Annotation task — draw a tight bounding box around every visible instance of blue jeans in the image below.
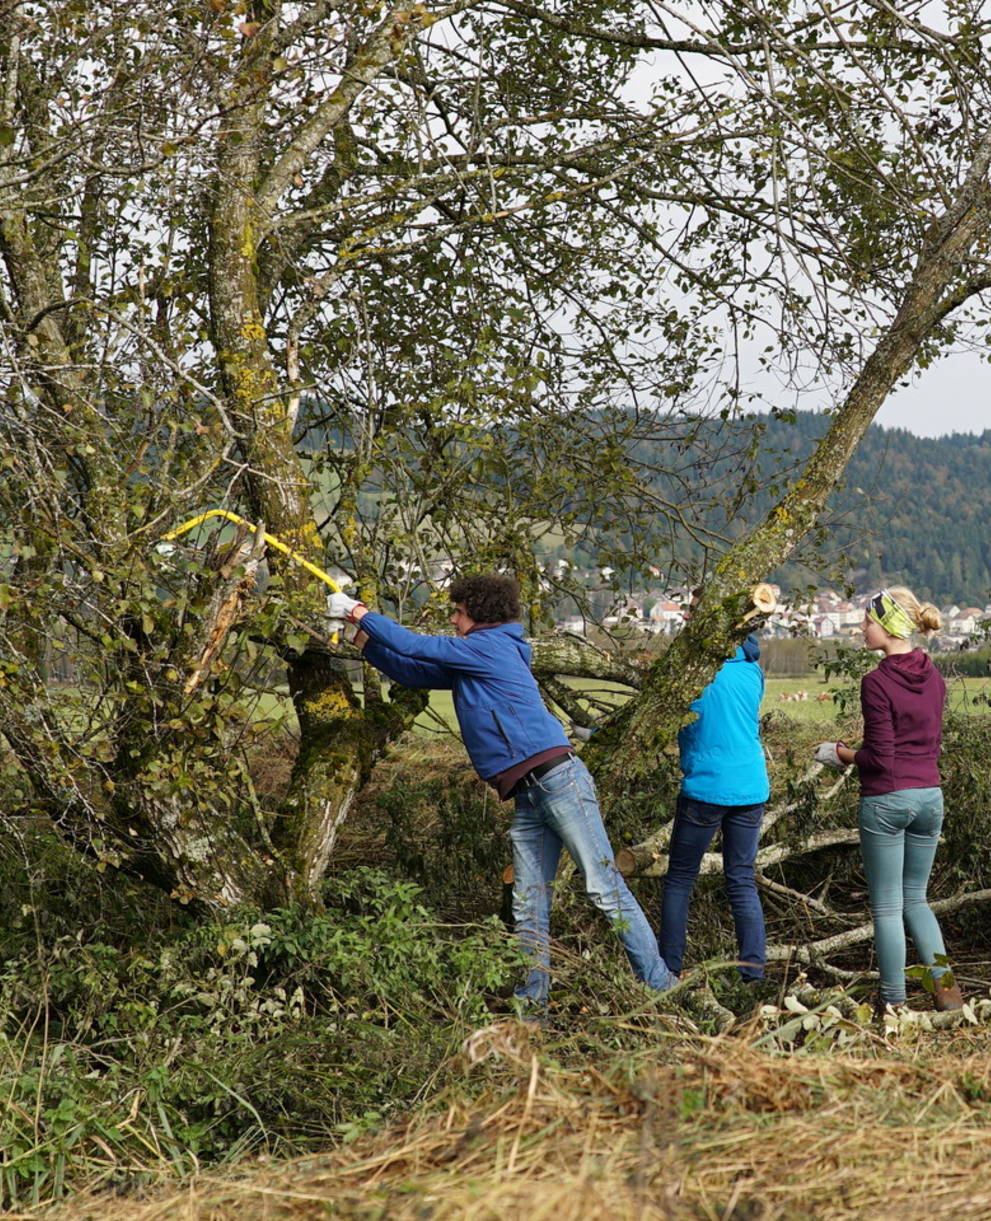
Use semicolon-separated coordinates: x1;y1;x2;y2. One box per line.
509;755;673;1005
659;794;766;981
859;787;948;1005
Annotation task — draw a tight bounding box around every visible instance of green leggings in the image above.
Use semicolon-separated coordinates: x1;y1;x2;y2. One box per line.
859;788;948;1005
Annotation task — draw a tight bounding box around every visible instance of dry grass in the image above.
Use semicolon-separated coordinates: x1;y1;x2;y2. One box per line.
36;1015;991;1221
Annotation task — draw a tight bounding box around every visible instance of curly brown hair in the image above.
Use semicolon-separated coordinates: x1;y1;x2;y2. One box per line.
448;574;521;623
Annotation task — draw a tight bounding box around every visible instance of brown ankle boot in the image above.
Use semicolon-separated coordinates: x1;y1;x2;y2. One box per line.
933;975;964;1011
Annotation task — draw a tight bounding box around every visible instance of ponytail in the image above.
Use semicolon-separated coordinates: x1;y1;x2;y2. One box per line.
887;586;941;638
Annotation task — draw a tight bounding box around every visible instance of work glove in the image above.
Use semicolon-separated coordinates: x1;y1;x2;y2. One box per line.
814;741;845;770
326;591;364;621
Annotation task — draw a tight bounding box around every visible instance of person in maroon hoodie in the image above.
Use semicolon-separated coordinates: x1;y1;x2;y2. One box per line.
815;586;963;1014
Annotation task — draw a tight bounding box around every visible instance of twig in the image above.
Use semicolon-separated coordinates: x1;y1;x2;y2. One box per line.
755;871;858;923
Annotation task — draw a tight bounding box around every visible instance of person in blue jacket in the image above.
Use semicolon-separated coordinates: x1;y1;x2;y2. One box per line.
658;592;770;982
328;574;675;1009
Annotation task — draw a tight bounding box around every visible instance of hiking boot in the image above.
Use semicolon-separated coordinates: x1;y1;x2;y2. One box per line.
932;976;964;1012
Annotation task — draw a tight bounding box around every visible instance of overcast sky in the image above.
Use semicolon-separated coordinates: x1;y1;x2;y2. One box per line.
875;351;988;438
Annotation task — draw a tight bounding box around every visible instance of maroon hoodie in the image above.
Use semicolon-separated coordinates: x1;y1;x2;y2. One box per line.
854;649;946;796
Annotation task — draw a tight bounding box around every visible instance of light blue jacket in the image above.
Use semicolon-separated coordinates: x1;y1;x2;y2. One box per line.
360;613;569;781
678;641;769;806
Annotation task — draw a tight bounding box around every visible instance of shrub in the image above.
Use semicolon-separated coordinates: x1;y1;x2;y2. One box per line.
0;867;521;1209
936;648;991;679
939;716;991;892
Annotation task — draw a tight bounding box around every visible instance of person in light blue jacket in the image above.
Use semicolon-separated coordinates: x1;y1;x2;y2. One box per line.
659;593;770;982
328;574;675;1010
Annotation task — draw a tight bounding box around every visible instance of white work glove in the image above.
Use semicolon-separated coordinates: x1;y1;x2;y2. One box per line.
814;741;844;770
326;591;363;621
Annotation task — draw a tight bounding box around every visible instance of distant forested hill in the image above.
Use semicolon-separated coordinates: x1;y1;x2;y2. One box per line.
304;409;991;605
567;411;991;604
644;415;986;605
742;414;991;605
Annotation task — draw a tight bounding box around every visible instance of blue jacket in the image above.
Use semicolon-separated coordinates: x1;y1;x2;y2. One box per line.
678;639;769;805
360;613;570;780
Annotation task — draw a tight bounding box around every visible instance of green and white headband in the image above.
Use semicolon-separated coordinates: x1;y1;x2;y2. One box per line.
866;589;915;639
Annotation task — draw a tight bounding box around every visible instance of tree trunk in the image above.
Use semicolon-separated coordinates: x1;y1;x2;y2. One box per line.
203;15;381;905
193;1;466;906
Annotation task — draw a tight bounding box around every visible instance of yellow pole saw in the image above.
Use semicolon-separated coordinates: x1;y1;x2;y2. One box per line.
158;508;348;648
159;508;345;594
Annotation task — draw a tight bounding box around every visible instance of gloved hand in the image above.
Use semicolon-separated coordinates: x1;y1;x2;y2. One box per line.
814;741;845;770
327;591;364;621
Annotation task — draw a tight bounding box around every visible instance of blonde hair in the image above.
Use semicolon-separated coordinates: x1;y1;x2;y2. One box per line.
887;586;942;637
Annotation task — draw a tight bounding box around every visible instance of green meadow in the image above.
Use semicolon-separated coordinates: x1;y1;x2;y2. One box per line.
415;674;991;733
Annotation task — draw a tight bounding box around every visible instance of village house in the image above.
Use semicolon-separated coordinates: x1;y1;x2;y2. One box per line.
647;599;685;635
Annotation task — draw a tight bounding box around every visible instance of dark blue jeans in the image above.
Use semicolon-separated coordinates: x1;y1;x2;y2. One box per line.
659;794;766;981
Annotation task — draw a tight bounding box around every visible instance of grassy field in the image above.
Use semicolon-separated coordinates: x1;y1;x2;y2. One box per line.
764;675;991;721
415;674;991;733
43;673;990;741
24;673;991;1221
